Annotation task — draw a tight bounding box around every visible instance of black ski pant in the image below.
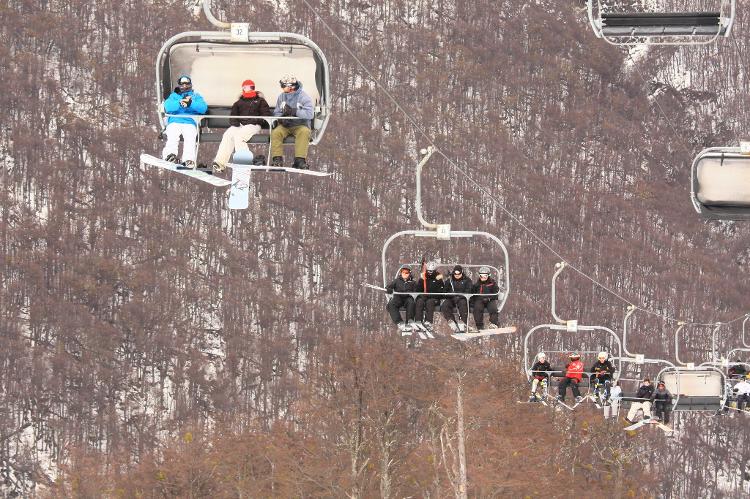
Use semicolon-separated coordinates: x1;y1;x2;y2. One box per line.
441;296;468;324
558;378;581;400
472;298;499;327
386;295;415;324
653;401;671;424
415;296;441;323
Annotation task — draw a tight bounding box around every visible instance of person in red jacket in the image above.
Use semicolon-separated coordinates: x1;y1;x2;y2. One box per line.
558;352;584;403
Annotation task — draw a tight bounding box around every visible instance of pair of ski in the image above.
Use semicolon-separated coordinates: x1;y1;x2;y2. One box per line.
404;322;436;340
140;150;331;210
623;418;673;434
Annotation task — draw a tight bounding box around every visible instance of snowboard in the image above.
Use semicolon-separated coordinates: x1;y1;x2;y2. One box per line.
140;154;231;188
451;326;517;341
227;150;253;210
227;149;333;177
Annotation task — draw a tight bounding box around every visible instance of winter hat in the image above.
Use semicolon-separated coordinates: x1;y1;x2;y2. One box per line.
426;262;438;272
399;265;411;272
478;266;491;275
241;79;257;98
452;265;463;273
178;75;192;85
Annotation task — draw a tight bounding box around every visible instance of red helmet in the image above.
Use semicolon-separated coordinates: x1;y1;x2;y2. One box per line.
241;79;256;98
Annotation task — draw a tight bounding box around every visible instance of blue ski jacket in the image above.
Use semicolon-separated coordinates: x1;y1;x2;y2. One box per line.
163;88;208;126
273;84;315;129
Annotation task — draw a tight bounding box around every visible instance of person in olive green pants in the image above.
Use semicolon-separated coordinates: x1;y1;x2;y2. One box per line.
271;75;315;170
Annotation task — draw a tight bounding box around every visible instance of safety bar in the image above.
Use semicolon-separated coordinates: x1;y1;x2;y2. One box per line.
622;305;637;357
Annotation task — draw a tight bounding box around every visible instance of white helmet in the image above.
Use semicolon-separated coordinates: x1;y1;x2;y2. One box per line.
598;351;608;361
426;261;438;272
536;352;547;361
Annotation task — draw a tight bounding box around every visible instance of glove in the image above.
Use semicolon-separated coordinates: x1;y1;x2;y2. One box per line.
282;105;296;117
180;96;192;108
386;288;393;295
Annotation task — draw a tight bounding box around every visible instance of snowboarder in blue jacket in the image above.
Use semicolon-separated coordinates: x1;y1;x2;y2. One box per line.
162;75;208;169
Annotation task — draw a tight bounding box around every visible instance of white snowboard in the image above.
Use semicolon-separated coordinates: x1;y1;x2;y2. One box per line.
140;154;231;188
227;150;253;210
451;326;517;341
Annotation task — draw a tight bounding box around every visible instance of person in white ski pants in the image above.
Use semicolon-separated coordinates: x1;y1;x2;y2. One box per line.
626;378;654;422
604;382;622;419
161;75;207;168
212;79;272;171
163;123;199;163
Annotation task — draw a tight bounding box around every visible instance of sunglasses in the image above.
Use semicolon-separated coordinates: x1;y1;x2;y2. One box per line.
453;271;462;275
479;273;489;277
179;81;192;86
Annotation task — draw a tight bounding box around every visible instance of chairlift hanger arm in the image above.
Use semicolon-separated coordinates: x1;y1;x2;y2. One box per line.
743;315;750;348
622;305;637;357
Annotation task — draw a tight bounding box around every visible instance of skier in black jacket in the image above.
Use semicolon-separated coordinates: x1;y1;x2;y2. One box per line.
385;265;417;332
590;352;616;402
626;378;654;423
471;266;500;329
651;382;673;425
529;352;552;402
415;262;445;330
440;265;473;332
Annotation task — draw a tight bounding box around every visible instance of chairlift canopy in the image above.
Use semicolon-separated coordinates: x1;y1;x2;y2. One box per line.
691;147;750;220
588;0;735;45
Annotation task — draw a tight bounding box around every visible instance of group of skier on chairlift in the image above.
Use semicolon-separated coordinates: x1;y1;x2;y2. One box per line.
161;74;315;171
385;262;501;333
528;351;674;424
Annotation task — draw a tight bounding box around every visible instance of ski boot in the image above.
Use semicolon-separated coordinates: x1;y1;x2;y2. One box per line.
457;322;468;333
165;153;179;163
183;160;196;170
252;154;266;166
212;161;225;173
422;321;433;332
271;156;284;167
292;157;309;170
397;322;411;335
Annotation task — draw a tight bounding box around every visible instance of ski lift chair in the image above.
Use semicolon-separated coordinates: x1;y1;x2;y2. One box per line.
691;145;750;220
385;263;504;327
154;30;330;164
382;249;509;331
524;321;623;401
587;0;735;45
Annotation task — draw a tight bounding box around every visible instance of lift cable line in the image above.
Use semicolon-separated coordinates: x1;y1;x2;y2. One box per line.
298;0;748;327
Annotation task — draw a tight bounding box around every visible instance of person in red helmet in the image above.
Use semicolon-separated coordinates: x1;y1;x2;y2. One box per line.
212;79;272;172
558;352;584;403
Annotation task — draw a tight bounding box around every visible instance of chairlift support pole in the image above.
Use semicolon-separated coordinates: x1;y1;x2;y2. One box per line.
622;305;637;357
414;146;440;231
743;315;750;348
711;323;723;364
196;0;231;29
550;262;569;325
674;322;688;367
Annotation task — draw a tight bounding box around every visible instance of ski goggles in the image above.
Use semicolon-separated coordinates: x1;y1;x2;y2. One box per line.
242;84;255;92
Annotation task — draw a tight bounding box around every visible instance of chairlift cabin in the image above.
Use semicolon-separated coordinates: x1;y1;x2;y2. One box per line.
154;23;330;161
587;0;735;45
691;145;750;220
379;147;511;334
523;263;622;402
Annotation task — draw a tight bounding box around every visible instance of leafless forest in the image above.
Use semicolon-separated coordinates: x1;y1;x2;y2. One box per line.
2;0;750;496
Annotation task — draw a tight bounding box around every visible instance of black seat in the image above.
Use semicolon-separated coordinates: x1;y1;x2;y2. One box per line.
602;12;722;36
673;395;722;411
